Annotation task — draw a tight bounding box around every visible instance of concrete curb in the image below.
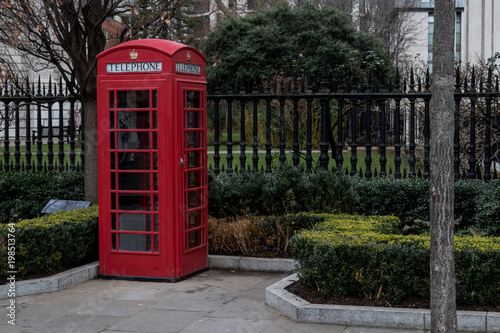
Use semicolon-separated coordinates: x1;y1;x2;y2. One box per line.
208;255;297;273
0;261;99;299
0;255;296;299
266;274;499;333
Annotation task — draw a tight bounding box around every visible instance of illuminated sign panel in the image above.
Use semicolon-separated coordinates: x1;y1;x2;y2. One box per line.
176;62;201;75
107;62;162;73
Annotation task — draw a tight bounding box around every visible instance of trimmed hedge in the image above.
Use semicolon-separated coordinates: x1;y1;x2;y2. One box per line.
0;206;98;279
208;168;500;236
291;214;500;306
0;171;84;224
208;166;357;217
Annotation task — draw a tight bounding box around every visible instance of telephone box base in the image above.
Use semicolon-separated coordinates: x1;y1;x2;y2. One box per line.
98;267;208;283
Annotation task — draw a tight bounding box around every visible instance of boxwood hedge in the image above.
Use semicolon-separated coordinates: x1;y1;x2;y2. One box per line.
0;171;84;224
291;214;500;306
0;206;98;279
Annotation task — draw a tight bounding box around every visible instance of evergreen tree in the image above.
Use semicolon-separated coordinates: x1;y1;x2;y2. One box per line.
203;3;390;82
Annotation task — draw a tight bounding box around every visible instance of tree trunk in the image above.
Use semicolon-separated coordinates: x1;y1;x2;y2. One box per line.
429;1;457;332
83;97;99;205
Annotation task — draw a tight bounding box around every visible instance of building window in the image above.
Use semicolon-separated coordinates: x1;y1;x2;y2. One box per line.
428;13;434;73
427;11;461;72
456;11;462;65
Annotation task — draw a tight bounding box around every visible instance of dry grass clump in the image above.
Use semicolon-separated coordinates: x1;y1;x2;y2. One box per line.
207;216;292;257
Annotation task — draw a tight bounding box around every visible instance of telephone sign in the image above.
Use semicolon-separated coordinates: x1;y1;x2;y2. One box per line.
97;39;207;281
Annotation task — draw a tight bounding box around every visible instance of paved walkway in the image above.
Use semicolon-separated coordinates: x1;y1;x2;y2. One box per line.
1;270;430;333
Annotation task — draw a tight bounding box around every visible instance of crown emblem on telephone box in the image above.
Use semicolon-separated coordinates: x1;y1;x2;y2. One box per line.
129;50;138;60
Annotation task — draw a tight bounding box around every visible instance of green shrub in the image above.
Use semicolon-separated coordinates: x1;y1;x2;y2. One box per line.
0;206;98;279
350;177;430;228
208;165;358;217
472;180;500;235
291;214;500;306
0;171;84;224
208;168;500;235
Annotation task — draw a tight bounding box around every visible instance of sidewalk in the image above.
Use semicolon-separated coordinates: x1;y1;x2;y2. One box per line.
0;269;431;333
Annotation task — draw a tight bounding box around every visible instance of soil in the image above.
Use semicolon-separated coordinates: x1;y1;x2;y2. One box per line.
286;280;500;312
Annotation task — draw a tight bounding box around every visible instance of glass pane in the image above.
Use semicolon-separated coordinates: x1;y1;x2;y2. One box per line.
109;112;115;129
118;213;151;231
187;190;202;209
111;193;116;210
187;151;202;169
112;233;116;250
186;91;200;108
153;153;158;170
119;234;151;252
153;172;159;191
111;172;116;190
187;210;202;229
117;111;150;130
118;193;151;211
153;194;159;211
153;132;158;150
152;90;157;109
111;213;116;230
110;153;116;170
154;235;159;253
186;131;202;149
187;230;202;249
117;152;151;170
153;112;157;129
117;173;151;191
109;91;115;109
110;133;115;149
117;90;150;108
116;131;150;150
187;170;202;189
153;214;159;232
186;111;201;129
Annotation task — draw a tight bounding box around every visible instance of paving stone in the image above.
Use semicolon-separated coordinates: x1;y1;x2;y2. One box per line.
24;313;122;333
207;298;282;321
14;303;74;327
112;288;165;301
342;326;424;333
260;315;346;333
180;316;273;333
108;309;209;333
73;299;153;317
150;297;225;312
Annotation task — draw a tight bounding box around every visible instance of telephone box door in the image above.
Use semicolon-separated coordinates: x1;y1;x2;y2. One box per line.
178;82;208;276
98;81;169;278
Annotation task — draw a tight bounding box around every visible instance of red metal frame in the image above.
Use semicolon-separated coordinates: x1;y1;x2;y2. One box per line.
97;40;207;280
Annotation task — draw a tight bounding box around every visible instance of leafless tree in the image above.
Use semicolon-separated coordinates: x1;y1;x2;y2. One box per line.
0;0;188;203
316;0;421;65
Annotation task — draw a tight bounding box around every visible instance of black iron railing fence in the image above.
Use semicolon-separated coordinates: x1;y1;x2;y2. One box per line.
207;64;500;180
0;64;499;180
0;77;82;172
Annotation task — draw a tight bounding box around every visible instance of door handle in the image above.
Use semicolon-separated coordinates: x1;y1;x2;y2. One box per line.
180;157;184;167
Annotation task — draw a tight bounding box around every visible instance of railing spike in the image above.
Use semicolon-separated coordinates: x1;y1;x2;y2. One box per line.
471;66;476;90
409;67;415;92
486;66;493;92
239;75;245;94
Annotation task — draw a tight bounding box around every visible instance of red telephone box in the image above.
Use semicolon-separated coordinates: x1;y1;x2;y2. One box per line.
96;39;207;281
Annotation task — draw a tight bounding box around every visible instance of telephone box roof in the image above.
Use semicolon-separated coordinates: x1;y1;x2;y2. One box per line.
97;39;205;61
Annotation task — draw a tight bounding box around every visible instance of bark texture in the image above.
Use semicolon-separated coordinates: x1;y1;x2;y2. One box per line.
429;0;457;332
83;98;99;204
